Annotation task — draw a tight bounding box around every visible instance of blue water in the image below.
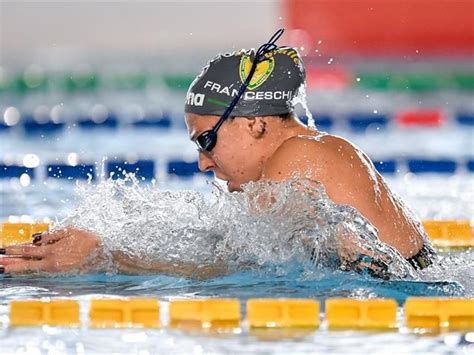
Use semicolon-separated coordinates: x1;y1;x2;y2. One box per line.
0;268;471;354
0;269;463;307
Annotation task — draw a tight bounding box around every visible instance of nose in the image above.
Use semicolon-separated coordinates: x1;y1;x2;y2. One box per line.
198;151;215;172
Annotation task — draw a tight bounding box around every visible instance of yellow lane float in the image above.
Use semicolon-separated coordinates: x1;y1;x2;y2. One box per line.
423;220;473;248
89;298;160;328
246;298;320;328
10;299;80;327
405;297;474;332
169;298;240;330
0;222;50;247
325;298;398;330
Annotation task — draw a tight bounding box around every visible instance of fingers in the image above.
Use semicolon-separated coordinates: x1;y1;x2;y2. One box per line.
0;257;28;265
3;244;48;258
32;229;70;246
2;259;48;274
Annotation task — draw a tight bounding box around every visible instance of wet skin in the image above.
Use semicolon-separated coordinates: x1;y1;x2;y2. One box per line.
0;114;425;275
186;113;424;258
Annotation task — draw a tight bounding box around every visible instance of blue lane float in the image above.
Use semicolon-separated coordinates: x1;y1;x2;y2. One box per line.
1;157;471;184
132;115;172;129
348;113;389;133
106;160;155;181
0;165;35;179
22;120;65;135
167;160;199;178
299;114;334;131
77;116;119;129
46;164;95;180
456;112;474;126
407;159;457;174
313;114;334;131
167;160;213;178
467;160;474;172
0;123;11;131
373;160;397;174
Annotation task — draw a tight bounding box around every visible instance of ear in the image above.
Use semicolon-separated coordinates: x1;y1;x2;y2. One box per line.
246;117;267;138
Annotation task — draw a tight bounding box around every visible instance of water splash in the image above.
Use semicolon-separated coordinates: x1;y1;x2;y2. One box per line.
56;177;418;279
291;75;316;129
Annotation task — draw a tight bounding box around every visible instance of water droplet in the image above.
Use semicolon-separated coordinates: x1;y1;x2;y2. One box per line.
20;174;31;187
3;107;20;126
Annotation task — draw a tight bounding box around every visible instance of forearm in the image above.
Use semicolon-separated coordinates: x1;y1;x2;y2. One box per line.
112;251;228;279
62;226;228;279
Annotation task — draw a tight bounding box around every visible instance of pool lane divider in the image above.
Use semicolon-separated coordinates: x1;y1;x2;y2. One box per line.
405;298;474;332
10;299;80;327
422;220;474;248
89;299;160;328
2;156;474;181
169;298;240;330
6;297;474;332
247;299;319;328
0;222;49;247
325;298;397;330
1;220;472;249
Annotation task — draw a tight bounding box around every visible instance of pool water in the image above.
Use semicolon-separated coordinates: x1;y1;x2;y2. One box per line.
1;115;474;353
0;268;472;353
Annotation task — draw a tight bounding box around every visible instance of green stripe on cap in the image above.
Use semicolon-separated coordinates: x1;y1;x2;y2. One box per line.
207;98;229;107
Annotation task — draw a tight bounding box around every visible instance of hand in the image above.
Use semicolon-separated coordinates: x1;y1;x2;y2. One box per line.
0;227;101;274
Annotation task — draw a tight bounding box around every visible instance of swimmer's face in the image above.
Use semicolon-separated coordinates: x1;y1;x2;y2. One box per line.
185;113;266;192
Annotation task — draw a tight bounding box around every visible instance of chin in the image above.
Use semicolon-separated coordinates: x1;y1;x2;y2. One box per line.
227;181;243;192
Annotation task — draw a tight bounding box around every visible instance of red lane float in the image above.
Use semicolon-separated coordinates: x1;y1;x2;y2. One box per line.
396;110;444;127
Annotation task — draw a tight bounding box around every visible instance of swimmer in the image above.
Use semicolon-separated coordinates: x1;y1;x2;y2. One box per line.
0;29;434;277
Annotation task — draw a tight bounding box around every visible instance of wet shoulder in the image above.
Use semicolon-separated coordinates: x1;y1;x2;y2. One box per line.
263;133;356;179
264;133;377;179
274;133;359;162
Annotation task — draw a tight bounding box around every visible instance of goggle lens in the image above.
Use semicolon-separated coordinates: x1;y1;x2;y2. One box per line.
195;130;217;152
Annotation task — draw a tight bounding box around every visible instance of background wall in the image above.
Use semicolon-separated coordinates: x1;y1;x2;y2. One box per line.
1;0;281;66
2;0;473;66
286;0;474;56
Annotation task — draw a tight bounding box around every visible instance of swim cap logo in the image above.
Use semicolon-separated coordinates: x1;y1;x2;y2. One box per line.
239;55;274;90
276;48;299;65
186;92;205;106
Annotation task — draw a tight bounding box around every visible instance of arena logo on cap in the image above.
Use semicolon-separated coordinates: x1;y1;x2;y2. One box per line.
186;92;205;106
239;55;275;90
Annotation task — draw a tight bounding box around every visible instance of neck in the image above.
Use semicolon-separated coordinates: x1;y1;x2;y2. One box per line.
259;117;319;166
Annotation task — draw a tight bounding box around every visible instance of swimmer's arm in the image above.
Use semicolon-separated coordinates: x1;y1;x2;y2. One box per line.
1;227;228;279
112;251;229;279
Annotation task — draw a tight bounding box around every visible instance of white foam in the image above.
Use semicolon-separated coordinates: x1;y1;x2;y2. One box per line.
56;177;417;279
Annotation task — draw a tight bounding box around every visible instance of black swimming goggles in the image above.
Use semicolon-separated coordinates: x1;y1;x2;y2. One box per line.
194;28;285;152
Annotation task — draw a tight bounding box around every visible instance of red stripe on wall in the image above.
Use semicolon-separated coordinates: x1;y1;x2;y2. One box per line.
284;0;474;56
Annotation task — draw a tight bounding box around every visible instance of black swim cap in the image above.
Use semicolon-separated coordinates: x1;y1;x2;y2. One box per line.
185;47;305;117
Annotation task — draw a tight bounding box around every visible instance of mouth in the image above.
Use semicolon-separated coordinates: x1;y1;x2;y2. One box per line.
226;180;239;192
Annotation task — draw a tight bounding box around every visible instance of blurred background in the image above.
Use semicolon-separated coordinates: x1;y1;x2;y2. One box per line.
0;0;473;222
